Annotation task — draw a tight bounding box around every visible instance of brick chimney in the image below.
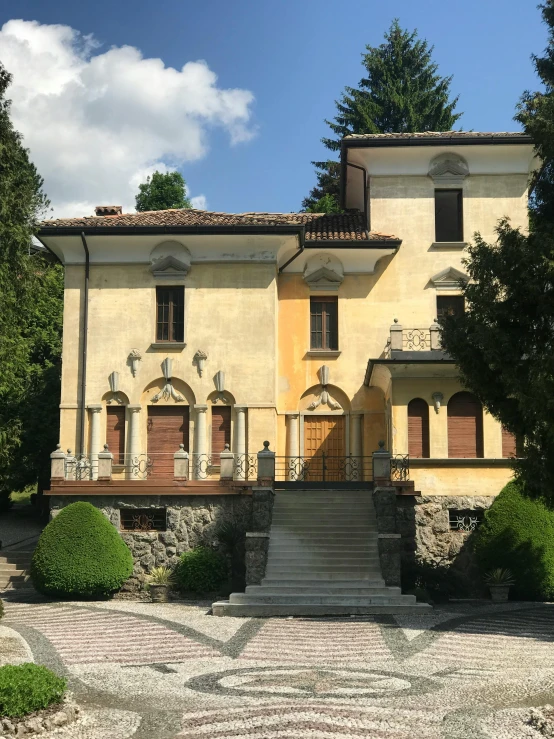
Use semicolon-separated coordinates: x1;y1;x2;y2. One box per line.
95;205;122;216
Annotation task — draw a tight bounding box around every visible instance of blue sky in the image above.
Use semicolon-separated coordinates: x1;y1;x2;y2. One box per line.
0;0;546;216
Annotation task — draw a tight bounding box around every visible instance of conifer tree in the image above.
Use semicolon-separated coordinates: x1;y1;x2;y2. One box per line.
440;2;554;497
303;20;462;211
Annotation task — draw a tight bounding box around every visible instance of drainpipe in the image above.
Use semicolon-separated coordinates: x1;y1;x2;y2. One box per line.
346;161;369;232
79;232;90;456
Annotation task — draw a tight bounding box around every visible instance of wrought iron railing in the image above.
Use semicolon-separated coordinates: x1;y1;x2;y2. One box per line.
234;453;257;481
121;453;154;480
190;453;214;480
275;454;373;482
64;453;97;481
402;328;431;351
390;454;410;481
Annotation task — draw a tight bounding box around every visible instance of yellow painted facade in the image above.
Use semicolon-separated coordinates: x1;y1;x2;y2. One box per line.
43;137;534;498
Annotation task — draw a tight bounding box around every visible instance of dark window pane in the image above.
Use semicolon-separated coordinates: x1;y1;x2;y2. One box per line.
156;286;184;342
437;295;465;321
310;297;338;350
435;189;463;242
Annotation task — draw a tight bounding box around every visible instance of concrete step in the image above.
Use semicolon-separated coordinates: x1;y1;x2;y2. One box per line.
267;556;381;565
213;601;433;617
267;546;379;555
229;592;417;606
261;578;386;587
0;567;27;576
0;563;28;572
0;576;29;589
246;584;400;595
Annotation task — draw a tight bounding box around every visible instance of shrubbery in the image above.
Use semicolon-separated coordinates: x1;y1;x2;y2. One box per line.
0;598;4;620
31;502;133;597
175;547;227;593
0;664;66;718
474;481;554;600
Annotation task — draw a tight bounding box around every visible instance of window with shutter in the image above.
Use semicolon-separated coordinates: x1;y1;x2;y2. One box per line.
408;398;430;458
106;407;125;465
156;286;184;342
437;295;465;320
447;392;483;458
501;427;517;458
310;297;338;350
147;406;189;477
435;189;463;242
211;406;231;464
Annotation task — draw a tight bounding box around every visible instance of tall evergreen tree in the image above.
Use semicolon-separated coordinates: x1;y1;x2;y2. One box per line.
440;1;554;497
0;61;61;509
135;170;192;212
303;20;462;211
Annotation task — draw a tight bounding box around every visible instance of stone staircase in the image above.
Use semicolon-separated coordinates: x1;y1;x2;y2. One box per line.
213;489;431;616
0;551;33;593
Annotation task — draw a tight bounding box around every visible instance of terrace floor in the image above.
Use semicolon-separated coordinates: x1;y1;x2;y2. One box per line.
2;596;554;738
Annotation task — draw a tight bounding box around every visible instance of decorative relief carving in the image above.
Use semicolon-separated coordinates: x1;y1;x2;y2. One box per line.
303;253;344;292
151;357;184;402
129;349;142;377
194;350;207;377
428;153;469;186
150;241;191;280
107;371;124;404
212;370;228;403
307;365;342;411
430;266;469;291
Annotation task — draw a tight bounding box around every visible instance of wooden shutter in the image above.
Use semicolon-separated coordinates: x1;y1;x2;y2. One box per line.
106;407;125;465
147;406;189;477
408;399;430;458
448;392;483;458
502;427;517;458
211;406;231;464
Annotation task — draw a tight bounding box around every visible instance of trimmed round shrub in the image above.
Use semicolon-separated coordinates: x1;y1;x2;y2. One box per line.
31;502;133;597
474;481;554;600
0;664;66;718
175;547;227;593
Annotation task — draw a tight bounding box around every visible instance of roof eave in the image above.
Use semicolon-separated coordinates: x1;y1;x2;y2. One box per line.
38;223;307;237
343;134;533;150
306;238;401;249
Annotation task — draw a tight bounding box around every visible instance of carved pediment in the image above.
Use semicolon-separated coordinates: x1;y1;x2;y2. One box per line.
304;266;344;291
151;254;190;279
428;153;469;186
430;266;469;291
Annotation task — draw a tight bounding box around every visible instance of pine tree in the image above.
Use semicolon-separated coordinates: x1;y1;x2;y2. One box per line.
0;62;61;509
135;170;192;212
440;2;554;497
303;20;462;211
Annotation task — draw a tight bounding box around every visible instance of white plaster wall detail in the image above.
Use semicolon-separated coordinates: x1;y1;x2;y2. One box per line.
107;371;123;404
151;357;184;402
149;241;192;280
430;266;469;291
194;350;207;377
212;370;228;403
308;365;343;410
129;349;142;377
303;252;344;291
428;153;470;186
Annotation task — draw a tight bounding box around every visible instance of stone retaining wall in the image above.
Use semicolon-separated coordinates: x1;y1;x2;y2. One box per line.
49;494;253;591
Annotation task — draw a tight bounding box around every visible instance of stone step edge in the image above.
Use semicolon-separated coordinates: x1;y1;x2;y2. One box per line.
212;601;433;617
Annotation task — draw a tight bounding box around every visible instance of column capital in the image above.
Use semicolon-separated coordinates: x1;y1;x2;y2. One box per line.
285;411;300;419
351;411;364;417
128;404;142;413
87;404;103;413
235;405;247;413
194;404;208;413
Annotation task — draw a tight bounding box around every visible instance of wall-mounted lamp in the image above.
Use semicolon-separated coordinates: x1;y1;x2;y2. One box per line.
432;392;444;414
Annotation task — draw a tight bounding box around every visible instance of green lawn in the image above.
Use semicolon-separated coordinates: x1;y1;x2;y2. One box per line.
10;486;35;505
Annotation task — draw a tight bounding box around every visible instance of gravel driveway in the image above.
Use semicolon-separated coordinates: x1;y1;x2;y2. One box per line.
2;597;554;738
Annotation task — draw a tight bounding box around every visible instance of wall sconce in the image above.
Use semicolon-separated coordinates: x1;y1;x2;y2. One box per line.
432;392;444;414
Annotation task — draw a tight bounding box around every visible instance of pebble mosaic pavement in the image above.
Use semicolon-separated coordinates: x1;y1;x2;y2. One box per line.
2;597;554;738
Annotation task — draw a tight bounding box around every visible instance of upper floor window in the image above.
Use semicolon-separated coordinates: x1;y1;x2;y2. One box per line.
310;297;338;350
156;287;184;342
437;295;465;321
435;189;463;242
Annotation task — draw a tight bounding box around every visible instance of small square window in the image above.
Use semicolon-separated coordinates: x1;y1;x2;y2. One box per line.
120;508;166;532
435;189;463;242
449;509;484;532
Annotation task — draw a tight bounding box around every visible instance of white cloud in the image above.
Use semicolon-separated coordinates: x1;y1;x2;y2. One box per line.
0;19;255;217
190;194;207;210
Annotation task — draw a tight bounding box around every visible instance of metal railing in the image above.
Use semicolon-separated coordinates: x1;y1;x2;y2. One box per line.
391;454;410;481
190;453;215;480
234;453;257;481
275;454;373;482
64;454;98;481
402;328;431;351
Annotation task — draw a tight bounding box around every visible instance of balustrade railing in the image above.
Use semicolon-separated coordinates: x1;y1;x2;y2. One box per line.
234;453;257;481
386;319;441;356
402;328;431;351
390;454;410;481
119;453;154;480
275;454;373;482
64;453;97;481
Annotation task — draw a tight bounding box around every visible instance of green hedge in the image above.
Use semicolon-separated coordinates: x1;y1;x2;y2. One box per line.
474;481;554;600
0;664;66;718
31;502;133;598
175;547;227;593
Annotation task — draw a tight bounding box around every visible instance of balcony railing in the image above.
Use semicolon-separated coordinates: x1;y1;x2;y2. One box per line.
386;319;441;356
275;454;373;482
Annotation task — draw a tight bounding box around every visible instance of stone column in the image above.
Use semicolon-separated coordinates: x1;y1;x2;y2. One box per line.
350;412;363;480
286;413;299;481
88;404;102;480
194;405;208;479
234;406;247;480
127;405;142;480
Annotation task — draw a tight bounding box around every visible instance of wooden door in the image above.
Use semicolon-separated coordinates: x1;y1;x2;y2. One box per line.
447;392;483;458
304;415;345;480
211;406;231;464
106;407;126;465
147;406;189;478
408;399;430;458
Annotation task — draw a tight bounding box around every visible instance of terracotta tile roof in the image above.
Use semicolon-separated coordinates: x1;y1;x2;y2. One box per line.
38;209;400;243
344;131;532;143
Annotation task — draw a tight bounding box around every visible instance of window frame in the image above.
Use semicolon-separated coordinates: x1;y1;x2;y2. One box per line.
436;294;465;321
310;296;338;351
434;188;464;243
155;286;184;343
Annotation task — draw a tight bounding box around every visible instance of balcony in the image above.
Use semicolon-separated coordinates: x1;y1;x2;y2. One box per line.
385;319;444;358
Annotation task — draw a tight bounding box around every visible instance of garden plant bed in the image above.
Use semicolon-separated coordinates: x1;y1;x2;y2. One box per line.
0;696;79;738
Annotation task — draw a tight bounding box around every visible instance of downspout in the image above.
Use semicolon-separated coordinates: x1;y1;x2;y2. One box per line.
79;232;90;456
278;228;306;273
346;161;369;233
